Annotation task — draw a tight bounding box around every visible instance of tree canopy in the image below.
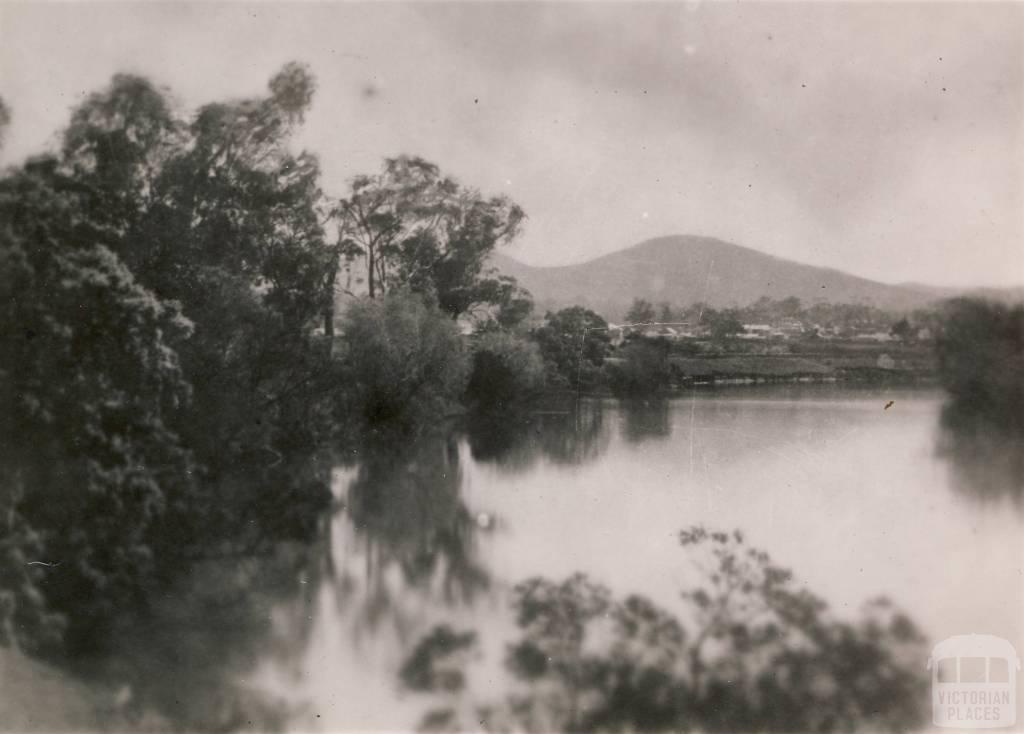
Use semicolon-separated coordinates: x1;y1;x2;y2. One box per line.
625;298;656;325
0;64;340;654
531;307;612;391
336;156;528;321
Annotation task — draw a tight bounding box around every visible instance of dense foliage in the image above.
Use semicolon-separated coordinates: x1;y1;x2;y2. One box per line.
531;307;612;392
606;338;672;396
336;156;529;322
465;331;546;412
0;66;514;656
0;148;198;653
335;290;469;438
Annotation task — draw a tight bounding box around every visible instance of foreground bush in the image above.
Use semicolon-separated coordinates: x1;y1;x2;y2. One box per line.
0;64;339;656
402;527;929;733
0;230;194;654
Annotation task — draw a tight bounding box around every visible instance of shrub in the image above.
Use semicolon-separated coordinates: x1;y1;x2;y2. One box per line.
336;290;469;436
465;332;546;412
606;338;672;396
531;307;611;392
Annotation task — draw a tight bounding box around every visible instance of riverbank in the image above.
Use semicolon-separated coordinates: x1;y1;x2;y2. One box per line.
598;337;939;391
667;351;936;385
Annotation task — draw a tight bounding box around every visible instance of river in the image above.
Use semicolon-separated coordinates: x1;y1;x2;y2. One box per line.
39;386;1023;731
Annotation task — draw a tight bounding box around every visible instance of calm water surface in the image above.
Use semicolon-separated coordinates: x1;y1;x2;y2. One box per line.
89;387;1024;730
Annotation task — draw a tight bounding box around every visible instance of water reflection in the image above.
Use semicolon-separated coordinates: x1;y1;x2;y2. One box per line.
221;437;500;732
76;543;319;731
61;457;335;731
937;402;1024;508
620;399;672;443
343;437;490;610
22;390;1021;732
931;297;1024;506
49;436;496;732
465;401;609;472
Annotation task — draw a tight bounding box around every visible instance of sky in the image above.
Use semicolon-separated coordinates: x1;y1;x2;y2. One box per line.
1;1;1021;288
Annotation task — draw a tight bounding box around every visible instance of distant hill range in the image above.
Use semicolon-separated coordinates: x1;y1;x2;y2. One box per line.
490;235;1023;320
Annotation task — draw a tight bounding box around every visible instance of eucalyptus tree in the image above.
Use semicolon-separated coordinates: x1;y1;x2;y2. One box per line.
58;64;340;462
336;155;529;321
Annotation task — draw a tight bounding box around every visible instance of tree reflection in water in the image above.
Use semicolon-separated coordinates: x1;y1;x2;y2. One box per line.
934;298;1023;507
937;405;1024;508
67;456;335;732
82;435;496;731
466;400;609;472
402;527;928;733
341;436;492;622
620;399;672;444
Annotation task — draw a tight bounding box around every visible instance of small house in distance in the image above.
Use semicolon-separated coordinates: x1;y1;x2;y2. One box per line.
740;324;772;339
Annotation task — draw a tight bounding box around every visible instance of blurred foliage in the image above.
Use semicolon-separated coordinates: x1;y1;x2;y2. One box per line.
400;625;479;694
403;527;928;733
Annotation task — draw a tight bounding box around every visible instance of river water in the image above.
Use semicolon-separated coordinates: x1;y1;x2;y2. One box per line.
62;386;1024;731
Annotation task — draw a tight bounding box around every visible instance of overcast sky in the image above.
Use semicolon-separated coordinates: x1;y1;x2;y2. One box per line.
1;2;1021;287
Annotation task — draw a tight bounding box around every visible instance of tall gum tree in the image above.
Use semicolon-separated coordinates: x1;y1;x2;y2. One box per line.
336;156;530;323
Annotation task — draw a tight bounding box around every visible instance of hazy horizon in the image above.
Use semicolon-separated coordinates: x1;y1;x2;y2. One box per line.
2;2;1021;289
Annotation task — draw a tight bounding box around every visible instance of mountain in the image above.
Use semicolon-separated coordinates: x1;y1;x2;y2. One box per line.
490;235;1010;320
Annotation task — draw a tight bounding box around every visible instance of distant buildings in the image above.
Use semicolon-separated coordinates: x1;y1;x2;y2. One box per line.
852;331;893;343
739;324;772;339
612;322;701;341
610;316;911;344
